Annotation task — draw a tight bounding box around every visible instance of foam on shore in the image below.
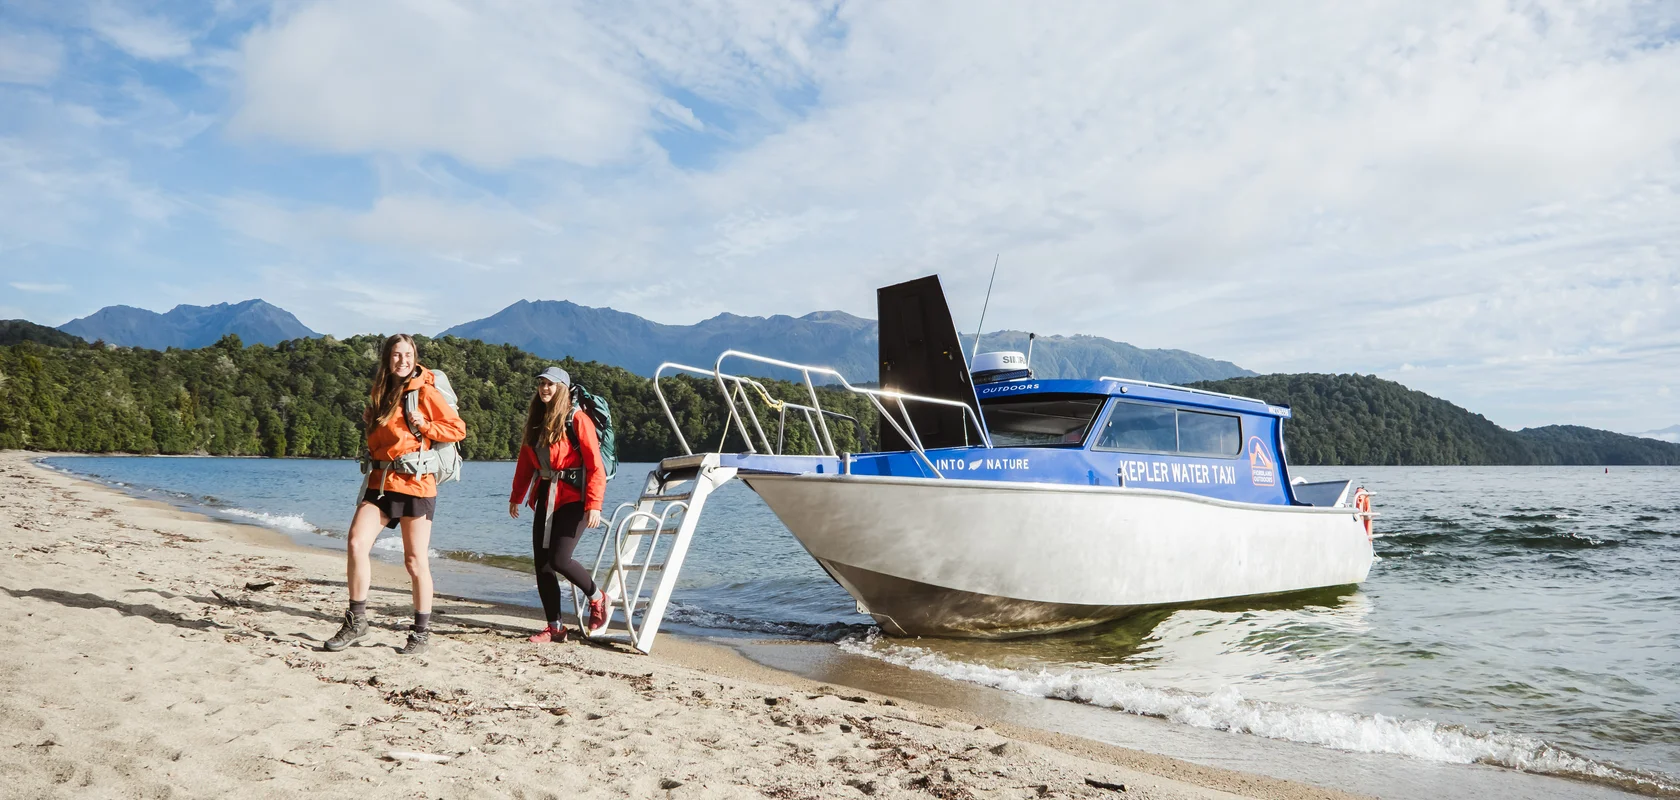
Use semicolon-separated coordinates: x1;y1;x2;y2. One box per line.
838;633;1679;795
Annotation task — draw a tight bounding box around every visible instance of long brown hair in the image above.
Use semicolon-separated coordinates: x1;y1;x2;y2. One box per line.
523;382;572;449
365;333;419;428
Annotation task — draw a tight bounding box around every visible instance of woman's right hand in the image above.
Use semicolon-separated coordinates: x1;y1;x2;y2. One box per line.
508;502;520;519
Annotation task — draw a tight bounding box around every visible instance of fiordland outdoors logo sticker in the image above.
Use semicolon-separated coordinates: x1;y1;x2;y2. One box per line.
1248;436;1277;486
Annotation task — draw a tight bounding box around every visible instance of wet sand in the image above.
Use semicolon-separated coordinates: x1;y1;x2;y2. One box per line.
0;450;1363;799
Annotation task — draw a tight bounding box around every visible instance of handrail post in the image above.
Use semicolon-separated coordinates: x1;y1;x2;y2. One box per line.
652;365;693;456
802;408;822;453
732;380;775;454
801;369;838;456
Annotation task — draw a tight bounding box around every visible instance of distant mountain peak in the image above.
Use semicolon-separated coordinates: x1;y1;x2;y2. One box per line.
441;298;1253;383
1632;424;1680;443
58;299;319;350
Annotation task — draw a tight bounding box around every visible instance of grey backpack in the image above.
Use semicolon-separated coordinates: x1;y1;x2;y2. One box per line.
401;370;463;483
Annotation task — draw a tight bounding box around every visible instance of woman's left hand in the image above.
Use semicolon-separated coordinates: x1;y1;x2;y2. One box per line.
585;509;602;529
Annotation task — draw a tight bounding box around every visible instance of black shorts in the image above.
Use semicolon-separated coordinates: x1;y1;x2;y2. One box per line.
361;489;437;529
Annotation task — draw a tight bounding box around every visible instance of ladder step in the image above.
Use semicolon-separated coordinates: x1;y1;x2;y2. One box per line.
618;562;665;571
643;491;694;503
620;523;685;537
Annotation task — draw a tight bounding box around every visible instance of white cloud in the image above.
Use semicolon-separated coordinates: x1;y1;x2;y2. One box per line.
229;0;832;168
329;275;438;328
9;282;70;293
88;2;195;61
220;192;538;261
0;29;64;85
8;1;1680;431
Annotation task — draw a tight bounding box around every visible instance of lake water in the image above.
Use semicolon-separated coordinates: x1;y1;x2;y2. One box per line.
41;457;1680;796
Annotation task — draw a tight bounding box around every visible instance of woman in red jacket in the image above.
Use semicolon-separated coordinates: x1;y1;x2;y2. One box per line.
324;333;466;656
509;366;609;642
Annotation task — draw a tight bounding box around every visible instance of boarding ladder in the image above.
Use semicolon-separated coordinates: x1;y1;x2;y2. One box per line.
569;453;736;654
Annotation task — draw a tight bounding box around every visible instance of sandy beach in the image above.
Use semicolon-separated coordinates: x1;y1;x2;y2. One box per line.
0;450;1362;800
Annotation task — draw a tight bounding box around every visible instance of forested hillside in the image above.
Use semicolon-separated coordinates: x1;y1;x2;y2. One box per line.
0;335;873;460
0;320;85;348
1192;373;1680;466
4;337;1672;466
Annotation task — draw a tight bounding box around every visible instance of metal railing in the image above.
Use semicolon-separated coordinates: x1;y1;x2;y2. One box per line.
653;363;867;455
652;351;992;479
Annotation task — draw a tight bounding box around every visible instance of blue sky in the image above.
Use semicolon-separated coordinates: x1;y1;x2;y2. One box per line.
2;1;1678;433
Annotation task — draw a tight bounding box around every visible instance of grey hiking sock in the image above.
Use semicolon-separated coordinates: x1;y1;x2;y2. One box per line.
412;612;431;632
349;599;367;617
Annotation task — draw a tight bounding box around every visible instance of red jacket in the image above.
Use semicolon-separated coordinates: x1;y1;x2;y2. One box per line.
510;410;606;512
365;366;467;498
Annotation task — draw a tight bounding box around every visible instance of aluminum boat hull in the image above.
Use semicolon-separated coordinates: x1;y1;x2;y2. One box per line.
743;473;1374;638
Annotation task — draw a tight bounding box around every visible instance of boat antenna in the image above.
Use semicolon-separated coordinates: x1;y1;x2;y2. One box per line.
970;253;999;363
1025;332;1036;369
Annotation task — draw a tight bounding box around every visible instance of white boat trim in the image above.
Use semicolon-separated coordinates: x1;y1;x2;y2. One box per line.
743;472;1375;637
746;471;1365;515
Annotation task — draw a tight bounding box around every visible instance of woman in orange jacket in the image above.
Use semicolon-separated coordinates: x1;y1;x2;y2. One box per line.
508;366;608;642
323;333;466;656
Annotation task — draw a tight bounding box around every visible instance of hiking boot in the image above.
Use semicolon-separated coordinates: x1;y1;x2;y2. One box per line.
400;628;431;655
322;611;369;652
587;590;611;636
528;624;567;644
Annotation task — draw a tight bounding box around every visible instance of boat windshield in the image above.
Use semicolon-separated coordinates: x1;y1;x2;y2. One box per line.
980;394;1106;447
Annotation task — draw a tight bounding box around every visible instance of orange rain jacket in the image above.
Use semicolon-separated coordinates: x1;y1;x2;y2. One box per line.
509;411;606;512
364;366;467;498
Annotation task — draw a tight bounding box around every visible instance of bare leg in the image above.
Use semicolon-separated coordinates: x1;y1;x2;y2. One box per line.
401;516;434;615
346;502;387;604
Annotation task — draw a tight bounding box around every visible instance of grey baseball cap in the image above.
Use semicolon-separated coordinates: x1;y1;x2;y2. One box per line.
536;366;570;386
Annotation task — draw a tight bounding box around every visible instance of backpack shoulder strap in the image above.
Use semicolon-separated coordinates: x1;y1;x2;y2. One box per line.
402;389;423;440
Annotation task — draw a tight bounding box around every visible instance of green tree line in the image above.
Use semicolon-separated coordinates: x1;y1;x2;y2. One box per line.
0;334;876;460
1191;373;1680;466
5;333;1673;466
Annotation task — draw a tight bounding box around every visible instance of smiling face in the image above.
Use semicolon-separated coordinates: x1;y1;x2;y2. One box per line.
537;378;560;403
389;339;416;378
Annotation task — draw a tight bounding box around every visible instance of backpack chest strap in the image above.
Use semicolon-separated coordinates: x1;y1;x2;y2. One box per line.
535;413;585;489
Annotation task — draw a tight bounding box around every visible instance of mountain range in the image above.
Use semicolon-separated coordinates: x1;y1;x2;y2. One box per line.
51;298;1254;384
58;300;318;350
1632;424;1680;444
438;299;1254;383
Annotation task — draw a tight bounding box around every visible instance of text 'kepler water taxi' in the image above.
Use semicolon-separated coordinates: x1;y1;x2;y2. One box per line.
576;275;1376;652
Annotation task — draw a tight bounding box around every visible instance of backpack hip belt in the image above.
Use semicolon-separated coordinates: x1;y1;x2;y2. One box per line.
534;440;585;491
545;467;584;490
366;450;443;476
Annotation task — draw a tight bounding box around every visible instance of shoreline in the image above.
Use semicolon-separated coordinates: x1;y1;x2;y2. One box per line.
1;449;1361;800
22;453;1669;799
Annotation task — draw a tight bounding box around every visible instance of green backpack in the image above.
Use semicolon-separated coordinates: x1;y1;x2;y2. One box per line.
566;384;618;482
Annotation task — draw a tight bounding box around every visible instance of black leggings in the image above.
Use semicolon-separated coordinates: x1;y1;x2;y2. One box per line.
532;481;597;623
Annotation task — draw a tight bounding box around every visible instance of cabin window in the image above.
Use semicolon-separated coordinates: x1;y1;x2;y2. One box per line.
1093;401;1243;457
1176;410;1242;456
980;396;1106;446
1093;402;1177;453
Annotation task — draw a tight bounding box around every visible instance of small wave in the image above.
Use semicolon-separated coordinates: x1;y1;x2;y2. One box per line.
837;635;1679;794
1487;527;1614;550
663;603;871;642
371;535;440;560
218;507;329;536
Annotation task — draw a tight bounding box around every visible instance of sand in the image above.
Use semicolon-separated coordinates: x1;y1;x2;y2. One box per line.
0;450;1366;800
